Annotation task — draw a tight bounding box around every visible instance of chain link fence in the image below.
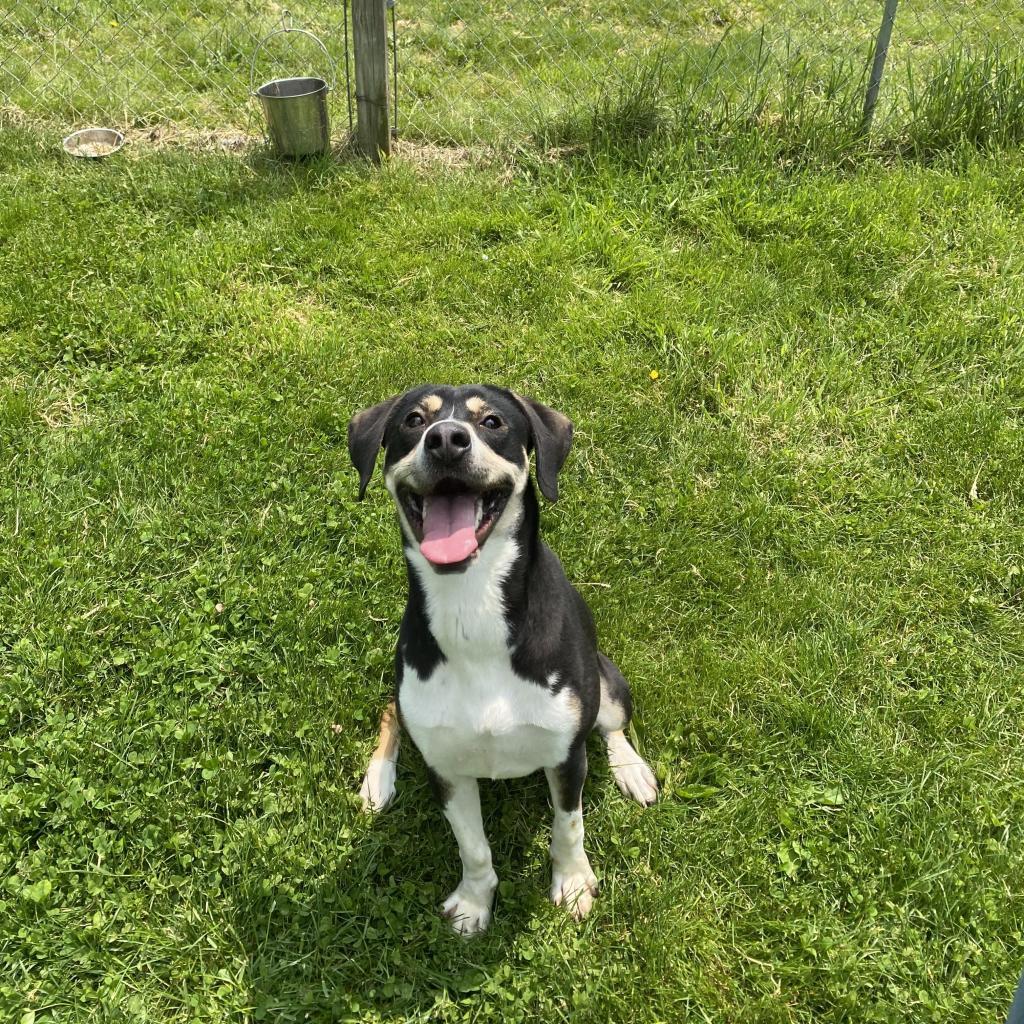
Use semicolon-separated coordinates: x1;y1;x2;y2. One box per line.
2;1;1024;148
397;0;1024;146
0;1;356;143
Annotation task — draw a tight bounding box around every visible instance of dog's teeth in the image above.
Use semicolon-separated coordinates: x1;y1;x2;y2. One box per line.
475;499;483;528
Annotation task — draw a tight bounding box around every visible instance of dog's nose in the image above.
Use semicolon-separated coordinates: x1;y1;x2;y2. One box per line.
424;421;472;463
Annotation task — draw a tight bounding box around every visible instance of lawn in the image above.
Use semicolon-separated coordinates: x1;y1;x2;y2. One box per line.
1;109;1024;1023
4;0;1024;145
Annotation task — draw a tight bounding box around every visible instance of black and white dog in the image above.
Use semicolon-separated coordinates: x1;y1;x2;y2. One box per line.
348;385;658;934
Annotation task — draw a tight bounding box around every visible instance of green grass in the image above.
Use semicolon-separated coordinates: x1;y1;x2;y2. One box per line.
2;116;1024;1023
4;0;1024;147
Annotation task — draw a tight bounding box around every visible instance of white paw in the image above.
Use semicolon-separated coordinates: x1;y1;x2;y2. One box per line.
550;862;598;920
358;757;397;812
442;887;494;936
611;756;659;806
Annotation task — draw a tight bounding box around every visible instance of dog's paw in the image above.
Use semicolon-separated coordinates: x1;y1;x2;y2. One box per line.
611;756;659;806
550;862;598;920
442;887;493;936
358;757;397;812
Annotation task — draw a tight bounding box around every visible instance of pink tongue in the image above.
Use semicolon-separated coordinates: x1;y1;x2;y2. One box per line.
420;494;479;565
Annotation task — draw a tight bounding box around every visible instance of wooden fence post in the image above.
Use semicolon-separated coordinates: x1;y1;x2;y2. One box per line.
352;0;391;161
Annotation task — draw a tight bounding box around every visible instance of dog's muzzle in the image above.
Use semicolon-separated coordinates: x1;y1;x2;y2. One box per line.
398;477;513;569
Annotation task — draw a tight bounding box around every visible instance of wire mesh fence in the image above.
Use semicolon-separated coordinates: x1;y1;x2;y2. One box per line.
0;1;356;141
2;1;1024;148
397;0;1024;146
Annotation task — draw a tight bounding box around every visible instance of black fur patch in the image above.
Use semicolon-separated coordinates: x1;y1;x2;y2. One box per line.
499;485;601;741
425;766;454;806
398;562;445;679
549;742;589;813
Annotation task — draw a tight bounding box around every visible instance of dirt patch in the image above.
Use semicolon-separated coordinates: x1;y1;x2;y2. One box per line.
3;106;260;155
1;104;30;126
5;105;519;174
391;138;511;177
121;123;257;153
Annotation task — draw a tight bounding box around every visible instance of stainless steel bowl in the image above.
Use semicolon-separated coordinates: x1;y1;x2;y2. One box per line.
62;127;125;159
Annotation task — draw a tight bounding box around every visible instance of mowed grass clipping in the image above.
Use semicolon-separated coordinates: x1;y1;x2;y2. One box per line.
2;123;1024;1023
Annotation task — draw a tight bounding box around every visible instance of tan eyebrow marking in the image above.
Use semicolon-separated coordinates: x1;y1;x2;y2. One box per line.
422;394;443;414
465;396;487;415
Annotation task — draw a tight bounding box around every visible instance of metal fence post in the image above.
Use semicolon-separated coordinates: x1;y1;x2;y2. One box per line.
352;0;391;161
862;0;900;133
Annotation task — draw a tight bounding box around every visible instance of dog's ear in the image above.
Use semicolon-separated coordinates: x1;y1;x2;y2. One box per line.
348;395;401;500
512;394;573;502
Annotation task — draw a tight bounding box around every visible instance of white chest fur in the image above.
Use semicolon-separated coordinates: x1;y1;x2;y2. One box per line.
400;658;578;779
399;532;579;780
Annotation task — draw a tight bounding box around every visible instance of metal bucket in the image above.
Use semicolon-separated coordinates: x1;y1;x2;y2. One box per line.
251;26;335;158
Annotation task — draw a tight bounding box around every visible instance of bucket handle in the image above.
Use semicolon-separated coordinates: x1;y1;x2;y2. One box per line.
249;19;337;96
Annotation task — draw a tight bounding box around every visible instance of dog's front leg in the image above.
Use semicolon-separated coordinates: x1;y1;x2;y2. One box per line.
545;746;599;920
359;701;400;812
434;773;497;935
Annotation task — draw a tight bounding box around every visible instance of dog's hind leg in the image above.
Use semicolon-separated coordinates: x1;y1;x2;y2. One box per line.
359;701;400;812
596;653;658;806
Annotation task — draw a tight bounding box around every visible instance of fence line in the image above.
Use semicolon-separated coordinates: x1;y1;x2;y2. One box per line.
2;2;1024;150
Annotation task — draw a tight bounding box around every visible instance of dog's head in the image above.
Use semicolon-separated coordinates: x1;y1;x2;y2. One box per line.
348;385;572;572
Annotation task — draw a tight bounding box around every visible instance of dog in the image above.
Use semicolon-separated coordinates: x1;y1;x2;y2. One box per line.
348;385;658;934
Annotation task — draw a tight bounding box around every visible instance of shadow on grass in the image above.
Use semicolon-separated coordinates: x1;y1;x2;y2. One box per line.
227;743;606;1021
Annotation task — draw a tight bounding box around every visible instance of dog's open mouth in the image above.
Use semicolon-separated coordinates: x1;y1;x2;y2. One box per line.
399;481;511;567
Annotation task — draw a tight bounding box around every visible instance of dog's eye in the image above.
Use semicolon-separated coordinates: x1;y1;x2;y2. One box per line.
405;412;425;428
481;415;502;429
